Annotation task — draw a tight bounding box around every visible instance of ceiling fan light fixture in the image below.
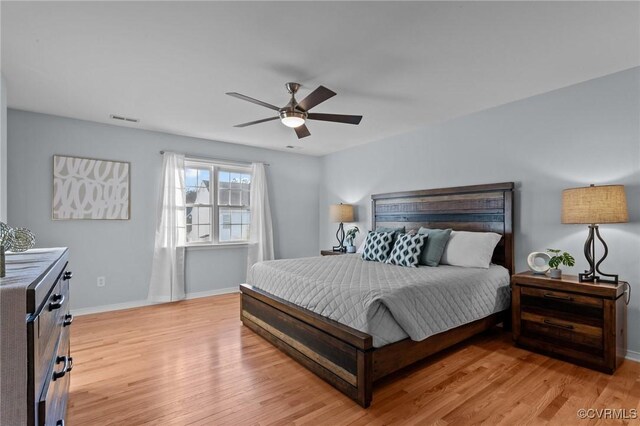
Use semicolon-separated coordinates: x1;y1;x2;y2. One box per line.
280;110;306;128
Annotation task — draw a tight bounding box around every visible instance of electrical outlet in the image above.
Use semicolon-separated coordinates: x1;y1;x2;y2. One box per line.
97;276;106;287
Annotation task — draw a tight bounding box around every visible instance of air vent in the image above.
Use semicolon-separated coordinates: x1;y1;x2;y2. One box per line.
285;145;303;150
110;114;139;123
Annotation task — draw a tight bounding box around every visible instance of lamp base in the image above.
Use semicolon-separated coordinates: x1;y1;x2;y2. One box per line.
333;222;346;252
580;224;619;285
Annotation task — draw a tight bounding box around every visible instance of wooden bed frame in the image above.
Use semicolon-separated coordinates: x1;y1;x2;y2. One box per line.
240;182;514;407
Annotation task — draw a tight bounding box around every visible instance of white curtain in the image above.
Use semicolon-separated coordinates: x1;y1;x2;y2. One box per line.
247;162;274;276
149;152;187;302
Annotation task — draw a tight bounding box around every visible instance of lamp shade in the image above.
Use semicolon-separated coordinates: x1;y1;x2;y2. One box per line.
562;185;628;224
329;203;354;223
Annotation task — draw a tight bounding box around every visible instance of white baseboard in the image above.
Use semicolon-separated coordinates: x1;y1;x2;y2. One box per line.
185;287;239;300
73;287;239;316
626;349;640;363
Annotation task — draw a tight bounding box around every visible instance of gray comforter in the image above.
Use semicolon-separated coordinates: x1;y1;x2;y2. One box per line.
248;254;510;347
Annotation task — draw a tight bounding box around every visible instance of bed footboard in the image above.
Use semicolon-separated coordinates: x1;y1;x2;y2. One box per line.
240;284;374;407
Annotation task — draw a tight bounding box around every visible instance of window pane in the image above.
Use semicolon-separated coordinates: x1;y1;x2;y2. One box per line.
197;169;210;189
185;167;198;188
218;189;230;206
242;211;251;224
230;190;242;206
241;190;249;206
193;184;211;205
230;224;242;240
220;224;231;241
241;174;251;191
230;173;242;190
198;224;211;240
241;224;250;240
186;188;198;204
220;210;231;225
218;171;230;189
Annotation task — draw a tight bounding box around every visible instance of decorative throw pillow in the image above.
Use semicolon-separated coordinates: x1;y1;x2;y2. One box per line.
440;231;502;269
386;233;427;267
418;228;452;266
361;231;394;262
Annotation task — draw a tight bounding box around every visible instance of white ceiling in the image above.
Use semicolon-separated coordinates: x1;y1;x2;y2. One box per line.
2;2;639;156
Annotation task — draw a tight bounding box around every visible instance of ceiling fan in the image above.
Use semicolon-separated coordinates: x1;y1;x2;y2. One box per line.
226;82;363;139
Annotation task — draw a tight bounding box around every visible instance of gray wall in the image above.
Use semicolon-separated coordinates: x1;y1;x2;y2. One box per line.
320;67;640;356
0;75;6;221
7;110;321;310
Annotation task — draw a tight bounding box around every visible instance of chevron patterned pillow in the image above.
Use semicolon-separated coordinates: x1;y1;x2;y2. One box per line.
361;231;394;262
386;233;427;267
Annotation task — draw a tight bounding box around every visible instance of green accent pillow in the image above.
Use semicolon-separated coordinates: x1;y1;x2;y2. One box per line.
375;226;405;243
418;227;452;266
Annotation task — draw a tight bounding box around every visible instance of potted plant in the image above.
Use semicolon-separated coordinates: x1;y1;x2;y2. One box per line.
345;226;360;253
546;248;575;279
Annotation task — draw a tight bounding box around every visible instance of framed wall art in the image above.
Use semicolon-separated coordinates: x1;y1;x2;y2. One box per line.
52;155;130;220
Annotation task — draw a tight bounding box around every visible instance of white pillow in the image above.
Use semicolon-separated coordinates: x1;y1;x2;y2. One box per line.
356;239;366;254
440;231;502;269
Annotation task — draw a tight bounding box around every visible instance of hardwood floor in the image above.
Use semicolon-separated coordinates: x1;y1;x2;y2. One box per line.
69;294;640;425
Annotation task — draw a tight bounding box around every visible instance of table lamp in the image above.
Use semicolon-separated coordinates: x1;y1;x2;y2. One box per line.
330;203;354;252
562;184;628;284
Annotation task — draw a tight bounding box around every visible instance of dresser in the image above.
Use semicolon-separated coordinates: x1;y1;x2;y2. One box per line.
0;248;72;426
512;271;627;374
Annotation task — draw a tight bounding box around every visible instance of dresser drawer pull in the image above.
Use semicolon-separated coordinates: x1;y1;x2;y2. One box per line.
63;313;74;327
543;293;573;302
52;356;70;380
67;356;74;373
543;319;574;330
63;271;73;280
56;420;65;426
49;294;65;311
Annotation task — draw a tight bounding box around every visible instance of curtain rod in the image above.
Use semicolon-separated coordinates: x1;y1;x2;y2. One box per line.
159;150;270;166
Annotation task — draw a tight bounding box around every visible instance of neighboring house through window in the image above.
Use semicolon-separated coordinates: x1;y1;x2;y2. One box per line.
184;159;251;245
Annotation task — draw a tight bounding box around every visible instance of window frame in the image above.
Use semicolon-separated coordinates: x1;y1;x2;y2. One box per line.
183;159;251;247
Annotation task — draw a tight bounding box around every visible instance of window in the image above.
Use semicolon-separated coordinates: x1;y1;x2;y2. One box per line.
184;159;251;245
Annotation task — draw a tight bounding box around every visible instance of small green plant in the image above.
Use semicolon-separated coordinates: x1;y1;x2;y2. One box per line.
345;226;360;246
546;249;575;270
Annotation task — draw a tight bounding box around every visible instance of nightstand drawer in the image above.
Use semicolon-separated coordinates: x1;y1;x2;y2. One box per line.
520;311;603;352
520;287;603;325
521;287;602;309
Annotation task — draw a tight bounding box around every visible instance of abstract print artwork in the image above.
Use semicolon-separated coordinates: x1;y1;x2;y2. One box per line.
53;155;130;220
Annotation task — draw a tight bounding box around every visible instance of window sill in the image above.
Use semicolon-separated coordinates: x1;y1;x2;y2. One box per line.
184;243;249;251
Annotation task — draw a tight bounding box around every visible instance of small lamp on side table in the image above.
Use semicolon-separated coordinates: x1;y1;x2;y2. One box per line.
330;203;354;252
561;184;628;284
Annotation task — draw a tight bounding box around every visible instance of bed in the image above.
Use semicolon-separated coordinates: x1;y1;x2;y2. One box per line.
240;182;514;407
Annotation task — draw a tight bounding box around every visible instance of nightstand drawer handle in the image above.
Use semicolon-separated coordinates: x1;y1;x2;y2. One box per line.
543;319;574;330
543;293;573;302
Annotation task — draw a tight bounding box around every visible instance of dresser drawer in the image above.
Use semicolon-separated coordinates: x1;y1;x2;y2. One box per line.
38;325;71;426
33;274;70;398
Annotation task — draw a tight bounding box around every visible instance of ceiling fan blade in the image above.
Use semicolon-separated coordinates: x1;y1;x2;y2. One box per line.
233;117;279;128
296;86;336;112
307;113;362;125
226;92;280;111
294;124;311;139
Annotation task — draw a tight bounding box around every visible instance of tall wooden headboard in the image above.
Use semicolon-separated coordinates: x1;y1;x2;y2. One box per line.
371;182;514;274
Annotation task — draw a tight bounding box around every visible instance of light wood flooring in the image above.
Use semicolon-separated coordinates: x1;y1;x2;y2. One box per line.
68;294;640;425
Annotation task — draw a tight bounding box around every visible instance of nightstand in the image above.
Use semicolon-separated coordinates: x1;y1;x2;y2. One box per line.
320;250;349;256
512;271;627;374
